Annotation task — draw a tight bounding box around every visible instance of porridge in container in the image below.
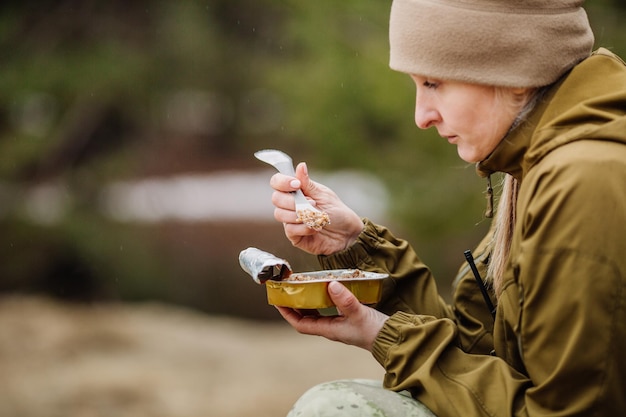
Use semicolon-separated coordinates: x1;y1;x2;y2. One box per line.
239;248;388;310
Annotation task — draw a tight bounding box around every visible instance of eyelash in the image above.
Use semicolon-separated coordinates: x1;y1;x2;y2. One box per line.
423;80;438;89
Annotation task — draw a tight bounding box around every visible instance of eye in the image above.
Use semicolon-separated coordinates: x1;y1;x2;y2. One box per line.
423;80;439;89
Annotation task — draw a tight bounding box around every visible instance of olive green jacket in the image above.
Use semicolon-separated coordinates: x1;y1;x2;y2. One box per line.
318;49;626;416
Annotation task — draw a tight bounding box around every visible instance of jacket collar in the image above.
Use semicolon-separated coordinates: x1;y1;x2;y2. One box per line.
475;67;566;181
475;93;550;181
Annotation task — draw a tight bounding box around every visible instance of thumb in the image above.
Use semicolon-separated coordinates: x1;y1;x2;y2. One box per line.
295;162;314;194
328;281;360;315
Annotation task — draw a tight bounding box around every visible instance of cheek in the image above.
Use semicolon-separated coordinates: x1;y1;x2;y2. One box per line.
465;102;508;145
443;97;482;130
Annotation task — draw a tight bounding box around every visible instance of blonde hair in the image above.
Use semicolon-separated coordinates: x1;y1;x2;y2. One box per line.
488;174;519;296
487;86;545;297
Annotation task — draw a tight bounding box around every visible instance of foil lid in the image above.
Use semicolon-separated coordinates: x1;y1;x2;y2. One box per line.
239;247;292;284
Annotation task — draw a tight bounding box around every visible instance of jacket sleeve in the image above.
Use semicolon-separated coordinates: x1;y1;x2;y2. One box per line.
372;312;532;416
318;217;496;354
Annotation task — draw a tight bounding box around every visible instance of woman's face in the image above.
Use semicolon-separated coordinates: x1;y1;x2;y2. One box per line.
410;75;524;163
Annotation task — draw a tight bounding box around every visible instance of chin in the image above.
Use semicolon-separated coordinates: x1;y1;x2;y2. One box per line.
457;148;480;164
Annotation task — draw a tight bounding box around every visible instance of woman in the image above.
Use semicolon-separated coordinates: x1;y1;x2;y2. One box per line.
268;0;626;416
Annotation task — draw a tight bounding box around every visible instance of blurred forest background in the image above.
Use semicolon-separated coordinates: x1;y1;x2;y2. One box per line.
2;0;622;317
1;1;625;416
1;0;625;313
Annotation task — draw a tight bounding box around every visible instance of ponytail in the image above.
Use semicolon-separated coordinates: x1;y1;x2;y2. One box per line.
488;174;518;297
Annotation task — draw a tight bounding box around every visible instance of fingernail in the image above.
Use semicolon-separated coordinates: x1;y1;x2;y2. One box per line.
302;162;308;176
290;179;301;188
328;281;342;295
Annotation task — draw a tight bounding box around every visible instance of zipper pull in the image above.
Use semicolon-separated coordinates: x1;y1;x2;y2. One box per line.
485;175;493;218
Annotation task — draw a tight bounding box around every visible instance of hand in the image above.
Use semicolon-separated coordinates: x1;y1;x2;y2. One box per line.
269;162;364;255
276;281;389;351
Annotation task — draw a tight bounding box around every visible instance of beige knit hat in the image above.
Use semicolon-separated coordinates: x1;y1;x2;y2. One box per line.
389;0;595;87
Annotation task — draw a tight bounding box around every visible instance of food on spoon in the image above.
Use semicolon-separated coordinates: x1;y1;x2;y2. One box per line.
296;208;330;231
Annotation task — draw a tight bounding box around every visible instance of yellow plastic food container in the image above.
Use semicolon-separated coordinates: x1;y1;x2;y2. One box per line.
265;269;388;309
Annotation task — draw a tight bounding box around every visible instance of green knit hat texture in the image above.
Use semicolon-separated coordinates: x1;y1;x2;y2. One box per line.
389;0;595;87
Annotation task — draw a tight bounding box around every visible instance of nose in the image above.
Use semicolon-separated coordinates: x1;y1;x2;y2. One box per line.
414;94;439;129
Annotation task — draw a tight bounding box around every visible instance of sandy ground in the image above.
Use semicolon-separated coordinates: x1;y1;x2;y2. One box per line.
0;295;384;417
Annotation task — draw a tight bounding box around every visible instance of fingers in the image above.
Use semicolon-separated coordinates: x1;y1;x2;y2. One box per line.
269;173;301;216
269;172;301;193
268;162;318;199
275;306;326;336
275;306;301;324
269;163;324;213
272;194;296;217
278;283;360;324
282;222;318;238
